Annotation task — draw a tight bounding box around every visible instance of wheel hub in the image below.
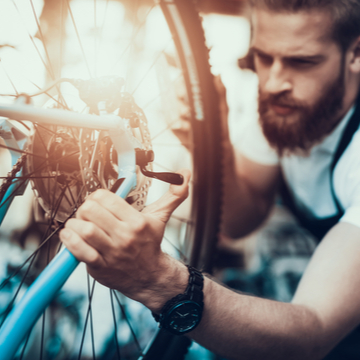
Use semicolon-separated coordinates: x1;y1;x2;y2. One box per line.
27;77;154;221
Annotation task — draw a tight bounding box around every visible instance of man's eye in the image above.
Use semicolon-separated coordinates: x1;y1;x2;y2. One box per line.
288;59;316;68
255;53;273;66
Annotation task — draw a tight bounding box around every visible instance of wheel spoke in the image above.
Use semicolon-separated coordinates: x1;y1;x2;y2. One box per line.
111;3;156;72
34;123;58;136
0;184;84;293
131;39;172;96
0;144;48;160
33;124;51;155
39;301;46;360
29;0;59;83
19;329;32;360
66;182;77;207
171;214;194;225
150;118;181;141
153;142;190;148
0;150;81;211
11;0;56;89
163;235;188;263
141;73;183;110
49;161;60;220
124;0;140;92
98;0;110;49
113;291;143;355
60;0;66;81
29;0;69;109
87;273;96;360
0;176;56;180
10;119;31;131
0;60;19;95
110;289;122;360
0;250;39;327
94;0;98;78
66;0;93;78
77;279;96;360
29;81;69;110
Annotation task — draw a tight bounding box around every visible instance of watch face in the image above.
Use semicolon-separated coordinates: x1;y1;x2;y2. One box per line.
165;301;202;334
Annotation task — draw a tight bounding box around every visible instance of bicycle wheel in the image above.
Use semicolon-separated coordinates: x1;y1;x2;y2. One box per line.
0;1;222;359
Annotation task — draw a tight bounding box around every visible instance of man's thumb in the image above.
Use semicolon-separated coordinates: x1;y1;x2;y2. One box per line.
142;169;191;223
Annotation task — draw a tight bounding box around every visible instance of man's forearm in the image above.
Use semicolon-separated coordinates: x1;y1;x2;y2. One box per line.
140;259;329;360
221;144;276;238
190;278;328;360
221;176;272;238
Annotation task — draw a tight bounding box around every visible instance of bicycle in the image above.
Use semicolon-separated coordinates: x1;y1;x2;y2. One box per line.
0;0;222;359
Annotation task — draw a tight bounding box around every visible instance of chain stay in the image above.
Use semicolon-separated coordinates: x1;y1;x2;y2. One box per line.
0;150;27;203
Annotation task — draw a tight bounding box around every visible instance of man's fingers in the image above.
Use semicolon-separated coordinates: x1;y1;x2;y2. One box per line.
60;228;104;267
86;189;140;223
75;199;128;242
64;218;114;255
168;169;191;197
142;169;191;223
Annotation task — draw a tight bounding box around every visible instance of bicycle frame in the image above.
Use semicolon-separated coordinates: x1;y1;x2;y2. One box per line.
0;118;28;225
0;103;138;360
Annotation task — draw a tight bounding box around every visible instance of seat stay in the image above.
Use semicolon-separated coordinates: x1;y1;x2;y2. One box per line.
0;104;123;130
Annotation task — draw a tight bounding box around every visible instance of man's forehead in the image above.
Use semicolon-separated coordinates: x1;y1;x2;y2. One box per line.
251;8;336;56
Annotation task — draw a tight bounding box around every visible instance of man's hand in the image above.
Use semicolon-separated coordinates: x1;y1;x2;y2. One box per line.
59;169;191;311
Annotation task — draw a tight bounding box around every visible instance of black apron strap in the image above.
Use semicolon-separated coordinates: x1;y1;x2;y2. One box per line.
330;99;360;212
281;97;360;241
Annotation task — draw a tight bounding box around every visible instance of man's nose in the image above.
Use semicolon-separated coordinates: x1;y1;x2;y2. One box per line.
264;60;292;94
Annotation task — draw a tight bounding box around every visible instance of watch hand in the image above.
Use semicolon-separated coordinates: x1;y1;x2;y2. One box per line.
175;312;189;318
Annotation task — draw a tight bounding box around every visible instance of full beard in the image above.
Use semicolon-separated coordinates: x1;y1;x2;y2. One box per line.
258;67;345;156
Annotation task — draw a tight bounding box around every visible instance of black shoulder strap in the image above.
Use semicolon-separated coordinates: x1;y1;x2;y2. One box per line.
330;96;360;212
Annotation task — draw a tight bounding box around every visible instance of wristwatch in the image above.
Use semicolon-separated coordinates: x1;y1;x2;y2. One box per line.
152;265;204;335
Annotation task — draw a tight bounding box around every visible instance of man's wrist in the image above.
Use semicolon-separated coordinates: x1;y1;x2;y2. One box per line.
137;255;189;313
152;265;204;335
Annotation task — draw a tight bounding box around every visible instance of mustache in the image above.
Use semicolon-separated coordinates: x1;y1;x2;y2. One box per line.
259;91;306;109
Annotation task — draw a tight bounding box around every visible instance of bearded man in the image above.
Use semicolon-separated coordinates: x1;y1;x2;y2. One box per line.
60;1;360;359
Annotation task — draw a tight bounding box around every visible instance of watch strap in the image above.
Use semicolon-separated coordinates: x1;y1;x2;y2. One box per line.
152;265;204;323
152;294;187;322
185;266;204;303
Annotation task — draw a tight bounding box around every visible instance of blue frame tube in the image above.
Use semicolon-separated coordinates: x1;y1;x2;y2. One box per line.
0;119;28;225
0;182;19;226
0;249;79;360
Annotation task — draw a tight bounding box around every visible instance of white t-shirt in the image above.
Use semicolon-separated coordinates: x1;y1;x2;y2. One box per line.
234;107;360;229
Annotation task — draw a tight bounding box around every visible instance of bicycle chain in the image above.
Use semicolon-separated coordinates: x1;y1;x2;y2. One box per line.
0;150;27;203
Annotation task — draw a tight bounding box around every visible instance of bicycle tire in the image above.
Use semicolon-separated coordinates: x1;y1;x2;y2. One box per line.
143;1;223;357
0;0;223;359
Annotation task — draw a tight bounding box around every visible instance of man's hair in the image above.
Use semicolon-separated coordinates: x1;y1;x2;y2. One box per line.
250;0;360;52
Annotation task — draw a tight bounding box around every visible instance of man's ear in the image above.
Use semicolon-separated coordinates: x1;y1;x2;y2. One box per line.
348;36;360;73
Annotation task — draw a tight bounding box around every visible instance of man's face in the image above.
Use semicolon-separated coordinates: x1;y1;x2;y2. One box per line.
252;8;346;155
